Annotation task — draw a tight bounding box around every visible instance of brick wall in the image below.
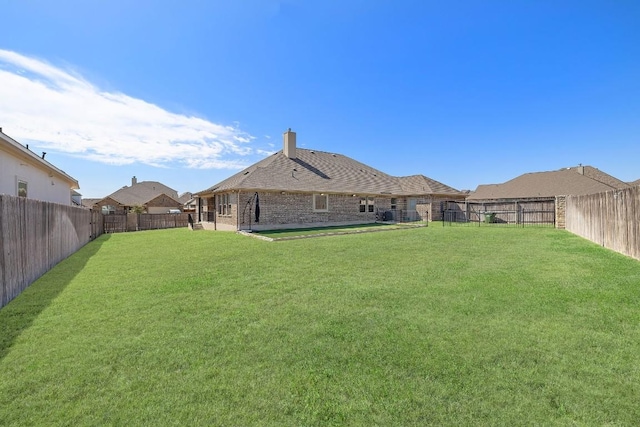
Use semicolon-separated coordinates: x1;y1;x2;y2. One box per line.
200;191;464;230
146;194;181;213
235;191;384;230
216;193;238;229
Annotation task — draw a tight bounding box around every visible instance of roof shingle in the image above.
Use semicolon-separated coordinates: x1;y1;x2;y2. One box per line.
105;181;180;206
197;148;461;197
468;166;630;200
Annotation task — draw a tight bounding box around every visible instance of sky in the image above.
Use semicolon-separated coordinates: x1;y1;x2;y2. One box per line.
1;0;639;198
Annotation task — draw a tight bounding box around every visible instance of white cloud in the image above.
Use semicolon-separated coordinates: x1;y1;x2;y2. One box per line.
0;49;256;169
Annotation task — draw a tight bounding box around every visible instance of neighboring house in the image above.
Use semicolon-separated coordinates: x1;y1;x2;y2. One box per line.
178;192;196;212
468;165;630;201
0;128;79;205
82;198;101;209
91;177;182;214
193;129;464;231
464;165;631;227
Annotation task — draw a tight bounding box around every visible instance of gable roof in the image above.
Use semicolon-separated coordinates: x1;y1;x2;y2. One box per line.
178;192;193;204
0;130;79;189
102;181;180;206
196;148;461;197
82;198;101;208
468;166;630;200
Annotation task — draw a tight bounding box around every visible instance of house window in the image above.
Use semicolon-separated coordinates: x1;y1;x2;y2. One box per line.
313;194;328;212
359;197;375;212
101;205;116;215
17;180;28;198
218;194;231;216
391;198;397;210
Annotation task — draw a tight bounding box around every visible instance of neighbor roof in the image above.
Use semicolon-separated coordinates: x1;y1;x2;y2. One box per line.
196;148;461;197
178;192;193;204
102;181;180;206
468;166;630;200
82;198;101;208
565;166;629;190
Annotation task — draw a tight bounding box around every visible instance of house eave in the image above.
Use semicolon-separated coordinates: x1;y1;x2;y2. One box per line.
0;132;80;189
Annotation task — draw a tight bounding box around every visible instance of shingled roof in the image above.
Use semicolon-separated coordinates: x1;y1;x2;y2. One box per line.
468;166;630;200
196;147;461;197
104;181;180;206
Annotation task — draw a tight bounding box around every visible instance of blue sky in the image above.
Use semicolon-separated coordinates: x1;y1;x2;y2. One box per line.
1;0;638;198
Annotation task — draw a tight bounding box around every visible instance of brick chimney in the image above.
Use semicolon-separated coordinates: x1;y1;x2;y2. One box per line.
132;176;137;185
283;128;296;159
577;164;584;175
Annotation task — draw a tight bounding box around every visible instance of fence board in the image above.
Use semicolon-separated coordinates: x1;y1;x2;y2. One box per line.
0;195;104;309
566;187;639;261
443;199;556;226
101;213;189;233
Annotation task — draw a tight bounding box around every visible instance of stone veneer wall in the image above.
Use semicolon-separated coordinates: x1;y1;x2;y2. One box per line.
555;195;566;229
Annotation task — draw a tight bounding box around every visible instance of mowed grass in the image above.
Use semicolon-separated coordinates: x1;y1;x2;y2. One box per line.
255;222;423;238
1;227;640;426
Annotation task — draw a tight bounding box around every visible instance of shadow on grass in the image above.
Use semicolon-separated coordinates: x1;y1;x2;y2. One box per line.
256;223;396;236
0;234;110;361
252;222;427;240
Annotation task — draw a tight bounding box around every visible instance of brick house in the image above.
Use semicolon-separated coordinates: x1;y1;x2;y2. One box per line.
193;129;464;231
90;177;182;214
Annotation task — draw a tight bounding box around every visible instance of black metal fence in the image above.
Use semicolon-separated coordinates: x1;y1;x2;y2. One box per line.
441;200;555;227
377;209;426;223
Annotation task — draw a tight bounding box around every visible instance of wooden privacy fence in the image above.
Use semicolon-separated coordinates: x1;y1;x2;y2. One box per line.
565;186;640;261
103;213;191;233
442;199;556;226
0;195;104;309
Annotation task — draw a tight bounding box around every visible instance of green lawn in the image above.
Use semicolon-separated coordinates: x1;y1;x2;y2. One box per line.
1;227;639;426
254;222;424;238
